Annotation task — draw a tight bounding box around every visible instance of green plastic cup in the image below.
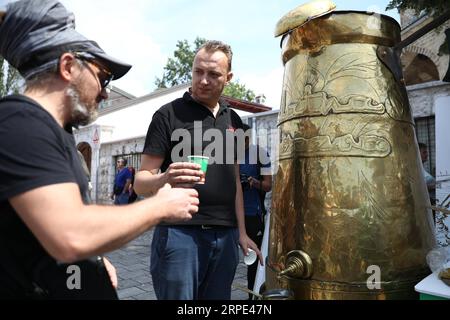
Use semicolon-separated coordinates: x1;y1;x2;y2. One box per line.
187;155;209;184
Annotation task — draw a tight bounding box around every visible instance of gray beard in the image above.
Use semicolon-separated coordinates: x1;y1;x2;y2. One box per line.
66;85;98;127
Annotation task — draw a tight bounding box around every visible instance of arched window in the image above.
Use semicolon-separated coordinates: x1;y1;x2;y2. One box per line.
403;54;440;85
77;142;92;173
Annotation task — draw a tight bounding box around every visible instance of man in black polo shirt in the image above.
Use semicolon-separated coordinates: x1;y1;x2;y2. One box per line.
135;40;262;300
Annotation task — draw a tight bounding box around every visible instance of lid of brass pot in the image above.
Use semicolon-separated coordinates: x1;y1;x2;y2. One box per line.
275;0;336;37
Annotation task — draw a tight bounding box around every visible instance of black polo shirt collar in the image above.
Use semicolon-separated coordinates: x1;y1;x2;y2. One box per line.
182;91;230;118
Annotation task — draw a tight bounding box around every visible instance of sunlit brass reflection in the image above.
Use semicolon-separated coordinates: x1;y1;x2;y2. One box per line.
266;3;436;300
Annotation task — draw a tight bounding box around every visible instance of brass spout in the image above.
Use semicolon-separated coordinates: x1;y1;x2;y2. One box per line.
278;250;313;279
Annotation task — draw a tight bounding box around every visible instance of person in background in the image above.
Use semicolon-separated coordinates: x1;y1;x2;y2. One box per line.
111;158;132;205
239;123;272;299
0;0;198;299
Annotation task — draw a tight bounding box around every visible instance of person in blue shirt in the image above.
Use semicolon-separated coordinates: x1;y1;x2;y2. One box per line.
111;158;132;205
239;123;272;299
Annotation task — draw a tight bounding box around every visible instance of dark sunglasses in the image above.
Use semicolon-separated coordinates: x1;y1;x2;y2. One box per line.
73;53;114;89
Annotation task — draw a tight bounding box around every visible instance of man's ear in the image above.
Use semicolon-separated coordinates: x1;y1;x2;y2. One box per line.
58;53;78;83
226;71;233;85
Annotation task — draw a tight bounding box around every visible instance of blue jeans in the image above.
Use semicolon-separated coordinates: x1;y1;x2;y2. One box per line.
150;225;239;300
114;193;129;205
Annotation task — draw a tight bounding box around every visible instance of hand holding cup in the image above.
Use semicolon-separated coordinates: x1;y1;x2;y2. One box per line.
187;155;209;184
164;161;204;188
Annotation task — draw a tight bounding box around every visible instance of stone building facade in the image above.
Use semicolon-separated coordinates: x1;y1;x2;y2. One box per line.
400;9;450;180
401;10;449;84
398;9;450;245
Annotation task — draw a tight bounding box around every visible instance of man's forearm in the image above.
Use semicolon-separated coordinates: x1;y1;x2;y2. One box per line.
134;170;167;197
11;183;167;263
72;200;165;260
235;189;246;235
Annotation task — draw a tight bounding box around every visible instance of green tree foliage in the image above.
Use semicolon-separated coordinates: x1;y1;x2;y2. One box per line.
386;0;448;16
155;37;206;88
222;81;255;102
155;38;256;101
0;57;21;97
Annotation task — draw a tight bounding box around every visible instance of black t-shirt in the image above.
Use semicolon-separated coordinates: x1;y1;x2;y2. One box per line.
143;92;244;227
0;95;115;299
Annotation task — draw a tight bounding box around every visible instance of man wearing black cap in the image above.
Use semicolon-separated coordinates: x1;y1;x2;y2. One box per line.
0;0;199;299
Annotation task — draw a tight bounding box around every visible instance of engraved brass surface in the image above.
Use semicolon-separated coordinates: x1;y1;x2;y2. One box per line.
268;9;435;300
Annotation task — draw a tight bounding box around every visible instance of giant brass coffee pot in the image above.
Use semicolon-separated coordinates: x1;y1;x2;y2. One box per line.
265;1;436;300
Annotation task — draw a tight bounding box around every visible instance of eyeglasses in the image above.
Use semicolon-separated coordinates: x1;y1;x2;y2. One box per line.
73;53;114;89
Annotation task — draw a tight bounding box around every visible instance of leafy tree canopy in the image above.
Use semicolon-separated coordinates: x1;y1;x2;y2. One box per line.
222;81;256;102
155;37;206;89
386;0;449;16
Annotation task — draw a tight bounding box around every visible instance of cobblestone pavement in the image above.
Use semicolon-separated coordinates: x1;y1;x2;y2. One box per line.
106;230;249;300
